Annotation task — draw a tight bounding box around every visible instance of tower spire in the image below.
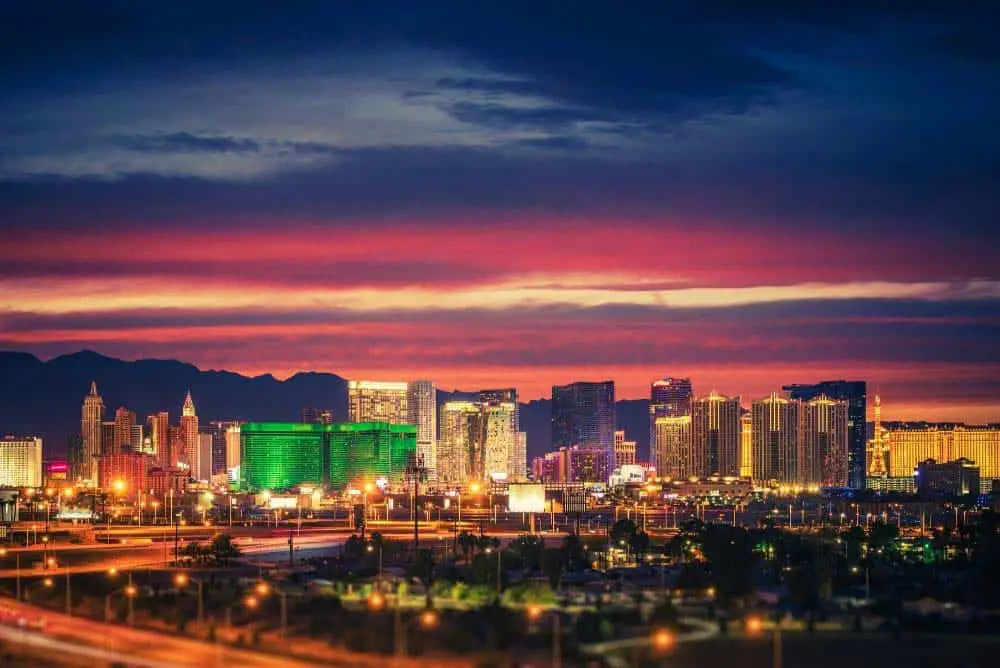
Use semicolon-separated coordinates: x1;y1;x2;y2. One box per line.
89;380;98;396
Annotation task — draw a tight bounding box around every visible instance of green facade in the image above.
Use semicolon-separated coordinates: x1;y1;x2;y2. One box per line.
328;422;417;489
240;422;326;492
240;421;417;491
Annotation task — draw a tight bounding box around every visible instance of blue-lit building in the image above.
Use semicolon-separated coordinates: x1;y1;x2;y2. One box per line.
551;381;616;457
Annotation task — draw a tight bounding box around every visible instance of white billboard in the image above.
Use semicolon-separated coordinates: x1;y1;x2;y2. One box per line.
508;483;545;513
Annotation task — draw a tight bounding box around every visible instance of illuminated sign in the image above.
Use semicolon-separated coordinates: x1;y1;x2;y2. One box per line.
267;496;298;510
508;484;545;513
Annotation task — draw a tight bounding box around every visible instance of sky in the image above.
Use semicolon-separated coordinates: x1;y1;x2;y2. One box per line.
1;1;998;421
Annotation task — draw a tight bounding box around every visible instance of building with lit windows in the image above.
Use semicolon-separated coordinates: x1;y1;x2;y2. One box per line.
513;432;528;481
784;380;866;489
348;380;409;424
80;381;104;485
531;446;610;484
146;411;169;464
654;416;697;478
327;422;416;488
551;381;615;456
614;430;637;467
0;436;43;487
407;380;437;478
800;395;849;487
751;393;799;483
881;422;1000;493
650;377;693;471
113;407;136;454
740;413;753;478
692;392;740;477
99;452;151;500
179;390;199;469
438;401;485;485
240;422;326;492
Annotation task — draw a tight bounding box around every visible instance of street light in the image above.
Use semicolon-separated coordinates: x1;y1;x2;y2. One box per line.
175;573;205;630
485;547;502;595
652;628;675;652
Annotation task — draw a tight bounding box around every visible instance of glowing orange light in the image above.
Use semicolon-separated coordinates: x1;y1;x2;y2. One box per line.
420;609;438;628
368;592;385;610
746;617;764;635
652;629;674;651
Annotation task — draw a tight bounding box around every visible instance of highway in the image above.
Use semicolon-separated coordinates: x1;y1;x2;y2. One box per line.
0;597;473;667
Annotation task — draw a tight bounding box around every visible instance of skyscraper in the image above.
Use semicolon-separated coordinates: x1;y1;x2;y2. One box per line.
513;432;528;481
800;395;849;487
551;381;615;457
654;416;696;478
783;380;866;489
80;381;104;485
0;436;43;487
147;411;169;464
208;420;242;476
407;380;437;477
480;388;519;482
752;393;800;483
179;390;199;469
113;407;136;454
739;412;753;478
692;392;741;477
649;378;693;471
438;401;485;485
348;380;408;423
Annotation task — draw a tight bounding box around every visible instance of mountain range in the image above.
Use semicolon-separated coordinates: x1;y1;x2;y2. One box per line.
0;350;652;462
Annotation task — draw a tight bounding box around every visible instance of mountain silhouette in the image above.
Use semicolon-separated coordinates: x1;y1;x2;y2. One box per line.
0;350;651;461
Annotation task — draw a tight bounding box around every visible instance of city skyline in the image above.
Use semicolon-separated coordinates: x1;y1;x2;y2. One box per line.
0;4;998;426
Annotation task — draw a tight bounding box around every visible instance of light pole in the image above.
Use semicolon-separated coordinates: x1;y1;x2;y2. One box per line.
485;547;501;595
174;512;183;562
175;573;204;630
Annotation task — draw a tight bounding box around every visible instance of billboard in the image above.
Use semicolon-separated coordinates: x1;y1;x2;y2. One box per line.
508;483;545;513
564;489;588;513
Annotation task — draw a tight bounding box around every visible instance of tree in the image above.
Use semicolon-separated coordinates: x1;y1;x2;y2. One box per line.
457;531;478;561
629;530;651;563
210;533;241;566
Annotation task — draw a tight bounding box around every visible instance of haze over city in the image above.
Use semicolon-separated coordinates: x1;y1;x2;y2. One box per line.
1;2;998;424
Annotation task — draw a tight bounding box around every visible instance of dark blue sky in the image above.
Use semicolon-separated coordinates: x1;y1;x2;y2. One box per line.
1;1;998;418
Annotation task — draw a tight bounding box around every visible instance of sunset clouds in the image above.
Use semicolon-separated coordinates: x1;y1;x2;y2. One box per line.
1;2;998;422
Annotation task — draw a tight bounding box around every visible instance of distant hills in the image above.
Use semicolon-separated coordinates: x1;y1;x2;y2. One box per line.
0;350;651;461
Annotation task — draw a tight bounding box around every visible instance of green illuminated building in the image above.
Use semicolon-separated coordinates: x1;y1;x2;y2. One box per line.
240;421;417;491
327;422;417;488
240;422;326;491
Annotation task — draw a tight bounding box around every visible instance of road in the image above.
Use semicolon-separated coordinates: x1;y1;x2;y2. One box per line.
0;597;471;667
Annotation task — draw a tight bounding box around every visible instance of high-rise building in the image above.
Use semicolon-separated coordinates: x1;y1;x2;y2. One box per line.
551;381;615;457
783;380;866;489
130;424;144;453
692;393;740;477
67;434;84;482
0;436;43;487
147;411;169;463
614;430;637;467
438;401;485;485
480;388;518;482
407;381;437;478
240;423;326;491
650;378;693;471
112;407;136;454
80;381;105;485
654;416;696;478
513;432;528;481
348;381;409;423
327;422;417;488
191;432;213;482
530;446;610;484
101;421;116;457
800;395;849;487
751;393;800;483
208;420;242;476
179;390;199;468
739;413;753;478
